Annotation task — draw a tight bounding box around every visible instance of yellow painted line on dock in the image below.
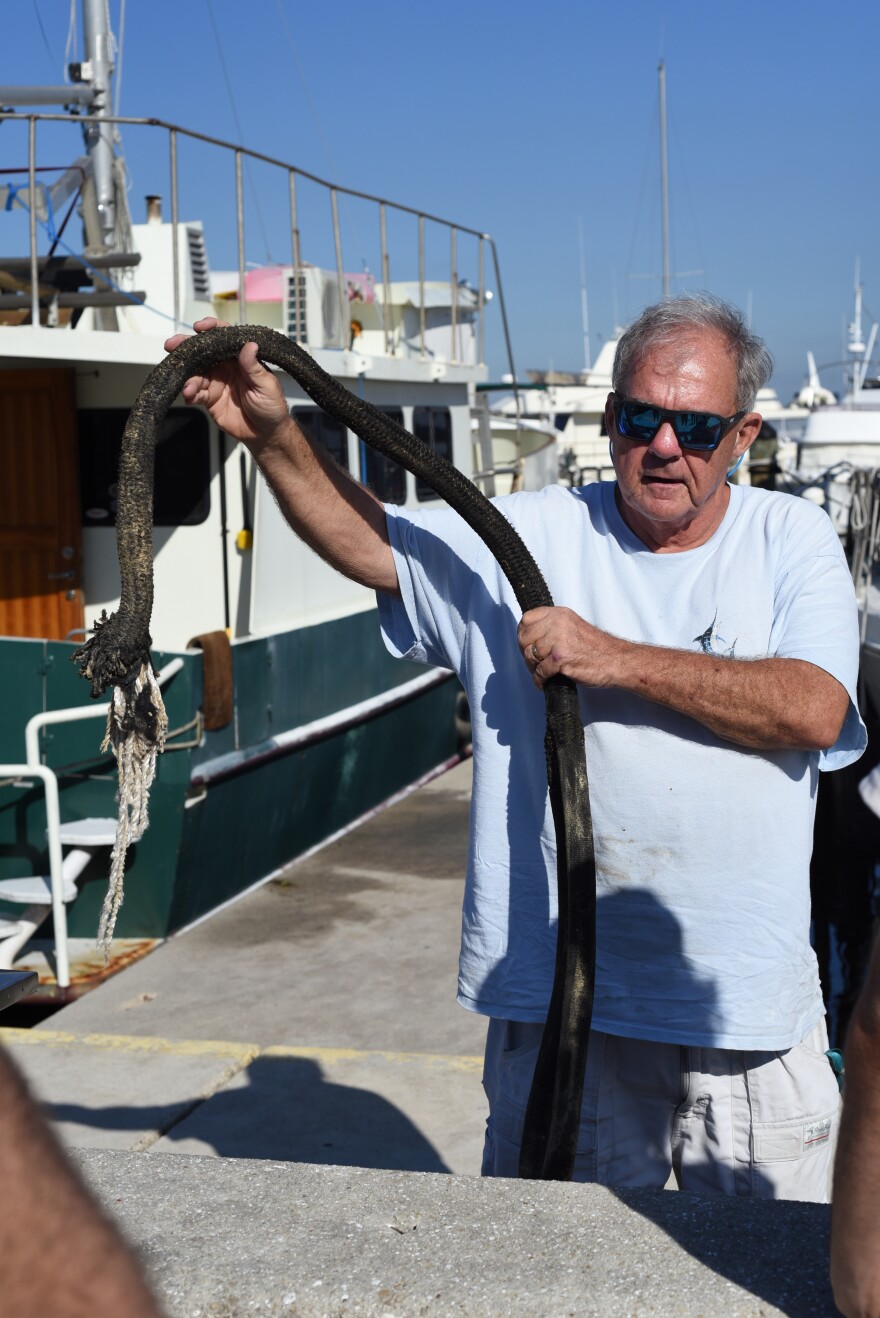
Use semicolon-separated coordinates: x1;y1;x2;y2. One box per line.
0;1028;259;1063
0;1028;482;1073
263;1044;483;1074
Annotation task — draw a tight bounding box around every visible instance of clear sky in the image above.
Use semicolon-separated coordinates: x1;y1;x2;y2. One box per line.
7;0;880;404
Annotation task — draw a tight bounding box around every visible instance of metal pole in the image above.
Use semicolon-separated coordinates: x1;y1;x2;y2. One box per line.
170;128;180;333
450;226;458;364
659;59;670;298
289;169;302;341
418;214;426;360
380;202;392;356
489;238;520;425
28;116;39;327
82;0;117;247
236;149;246;325
578;214;591;371
330;188;348;349
477;236;485;367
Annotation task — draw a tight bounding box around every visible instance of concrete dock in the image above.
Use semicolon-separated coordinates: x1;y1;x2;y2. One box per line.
1;758;840;1315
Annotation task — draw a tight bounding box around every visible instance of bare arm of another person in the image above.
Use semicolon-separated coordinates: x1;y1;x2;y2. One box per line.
165;318;398;594
831;930;880;1317
0;1046;162;1316
517;606;849;752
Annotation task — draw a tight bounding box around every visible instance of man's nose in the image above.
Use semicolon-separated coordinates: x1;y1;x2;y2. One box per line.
647;421;682;458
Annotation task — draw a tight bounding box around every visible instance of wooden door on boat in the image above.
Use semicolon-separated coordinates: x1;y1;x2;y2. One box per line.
0;369;84;640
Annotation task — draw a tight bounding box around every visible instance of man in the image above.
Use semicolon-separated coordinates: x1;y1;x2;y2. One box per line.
831;929;880;1316
167;293;865;1201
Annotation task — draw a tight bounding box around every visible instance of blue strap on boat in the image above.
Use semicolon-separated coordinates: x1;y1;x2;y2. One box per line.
826;1048;845;1093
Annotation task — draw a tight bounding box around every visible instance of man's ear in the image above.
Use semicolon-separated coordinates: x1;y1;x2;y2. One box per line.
733;412;763;458
604;392;616;438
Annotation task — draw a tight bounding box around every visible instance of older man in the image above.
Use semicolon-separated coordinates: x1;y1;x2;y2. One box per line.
168;293;865;1201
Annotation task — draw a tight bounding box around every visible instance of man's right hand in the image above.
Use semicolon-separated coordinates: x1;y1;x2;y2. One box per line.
164;317;289;447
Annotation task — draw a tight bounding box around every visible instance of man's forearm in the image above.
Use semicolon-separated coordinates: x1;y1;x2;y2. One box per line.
247;416;399;594
519;607;849;751
0;1048;162;1315
609;643;847;750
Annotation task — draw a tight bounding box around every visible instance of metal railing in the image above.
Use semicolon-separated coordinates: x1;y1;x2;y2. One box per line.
0;659;187;989
0;112;519;381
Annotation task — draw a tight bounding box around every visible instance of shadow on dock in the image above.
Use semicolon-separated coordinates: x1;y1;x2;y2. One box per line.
48;1053;452;1172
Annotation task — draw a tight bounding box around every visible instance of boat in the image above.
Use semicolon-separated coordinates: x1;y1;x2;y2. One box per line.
0;0;509;1000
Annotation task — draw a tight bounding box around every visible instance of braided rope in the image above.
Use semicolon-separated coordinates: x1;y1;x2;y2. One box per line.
73;325;596;1179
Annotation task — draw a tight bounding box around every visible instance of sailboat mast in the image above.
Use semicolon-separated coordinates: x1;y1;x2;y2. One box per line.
578;215;592;372
658;59;670;297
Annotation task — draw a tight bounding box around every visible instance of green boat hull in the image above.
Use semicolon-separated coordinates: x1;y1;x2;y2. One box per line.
0;609;461;943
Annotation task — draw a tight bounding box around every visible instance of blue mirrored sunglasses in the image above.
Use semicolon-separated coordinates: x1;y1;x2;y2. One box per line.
612;392;747;452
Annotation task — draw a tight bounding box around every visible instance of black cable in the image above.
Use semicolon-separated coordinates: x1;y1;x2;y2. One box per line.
73;324;597;1180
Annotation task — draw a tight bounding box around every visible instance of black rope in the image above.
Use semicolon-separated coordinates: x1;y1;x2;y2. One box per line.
73;325;597;1179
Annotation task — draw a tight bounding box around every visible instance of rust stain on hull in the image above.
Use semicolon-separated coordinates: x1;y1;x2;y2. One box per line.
10;939;159;1006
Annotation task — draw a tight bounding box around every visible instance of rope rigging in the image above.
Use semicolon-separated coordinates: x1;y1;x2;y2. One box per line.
73;324;597;1181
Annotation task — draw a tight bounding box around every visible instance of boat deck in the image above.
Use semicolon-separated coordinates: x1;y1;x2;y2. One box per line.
0;758;835;1315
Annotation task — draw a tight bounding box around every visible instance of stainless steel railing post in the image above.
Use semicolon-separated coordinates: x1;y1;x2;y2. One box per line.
380;201;392;356
170;127;180;333
418;214;426;360
28;117;39;327
330;187;348;350
450;225;458;364
289;169;303;343
235;149;246;325
478;236;486;367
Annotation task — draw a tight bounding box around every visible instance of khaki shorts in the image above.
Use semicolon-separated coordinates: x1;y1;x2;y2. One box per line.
481;1019;841;1202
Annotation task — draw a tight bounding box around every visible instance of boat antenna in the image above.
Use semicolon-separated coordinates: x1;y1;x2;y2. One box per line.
659;59;670;297
848;258;866;402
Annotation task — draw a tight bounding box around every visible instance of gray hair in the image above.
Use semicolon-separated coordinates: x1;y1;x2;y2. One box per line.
612;293;774;411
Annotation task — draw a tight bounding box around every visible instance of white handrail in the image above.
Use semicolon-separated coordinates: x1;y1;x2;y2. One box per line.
0;763;68;988
25;657;186;766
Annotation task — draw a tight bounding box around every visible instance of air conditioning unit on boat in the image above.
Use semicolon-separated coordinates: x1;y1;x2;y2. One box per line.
284;267;349;350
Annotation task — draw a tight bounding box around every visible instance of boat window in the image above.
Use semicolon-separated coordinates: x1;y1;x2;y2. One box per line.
413;407;452;501
291;407;349;471
554;412;572;432
78;408;210;526
360;406;407;504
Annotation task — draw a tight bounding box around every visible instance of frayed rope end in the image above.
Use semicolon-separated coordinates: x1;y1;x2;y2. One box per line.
97;662;168;958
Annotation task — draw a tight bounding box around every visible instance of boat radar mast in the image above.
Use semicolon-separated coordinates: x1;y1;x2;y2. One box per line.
0;0;127;252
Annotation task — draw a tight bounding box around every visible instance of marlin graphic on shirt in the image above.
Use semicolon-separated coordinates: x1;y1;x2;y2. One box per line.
693;610;737;658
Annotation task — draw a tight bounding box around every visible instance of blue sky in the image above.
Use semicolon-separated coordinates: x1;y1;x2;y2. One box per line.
7;0;880;403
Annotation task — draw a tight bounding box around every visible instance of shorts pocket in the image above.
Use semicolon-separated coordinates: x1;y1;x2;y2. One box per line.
751;1106;838;1163
496;1022;543;1115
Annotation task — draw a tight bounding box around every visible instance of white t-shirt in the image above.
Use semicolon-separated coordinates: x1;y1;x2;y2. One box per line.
378;482;866;1049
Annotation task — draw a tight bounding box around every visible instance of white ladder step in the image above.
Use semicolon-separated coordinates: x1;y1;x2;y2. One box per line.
56;817;117;847
0;874;78;905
